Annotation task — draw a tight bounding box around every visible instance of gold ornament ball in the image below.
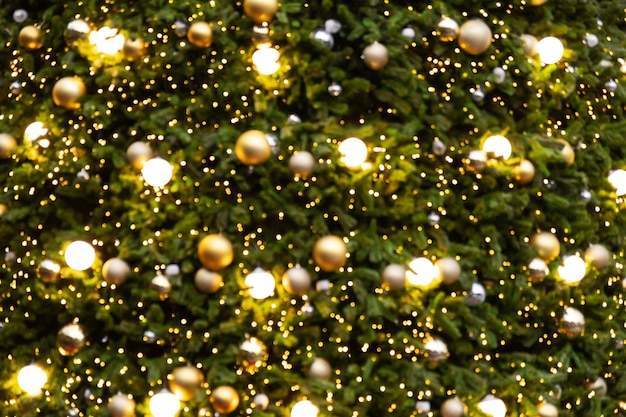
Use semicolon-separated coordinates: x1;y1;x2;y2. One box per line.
194;268;224;293
531;231;560;261
381;264;406;291
289;151;316;177
531;0;548;5
458;19;492;55
239;337;268;373
210;386;240;414
187;22;213;48
435;258;461;285
307;357;332;380
520;34;538;56
168;366;205;401
465;150;488;172
123;37;145;61
282;265;311;295
557;139;575;165
52;76;86;110
198;234;234;271
313;235;348;272
584;244;610;269
243;0;278;24
102;257;131;286
235;130;272;165
362;41;389;71
108;393;136;417
0;133;17;159
19;25;43;50
536;401;558;417
57;323;86;356
126;141;153;170
437;16;460;42
514;159;535;185
440;397;466;417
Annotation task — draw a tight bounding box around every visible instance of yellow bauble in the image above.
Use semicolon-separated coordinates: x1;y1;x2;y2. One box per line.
458;19;492;55
123;37;145;61
531;231;560;261
108;393;136;417
514;159;535;185
313;235;348;272
187;22;213;48
198;234;234;271
19;25;43;50
557;139;575;165
362;42;389;70
194;268;224;293
235;130;271;165
531;0;548;5
435;257;461;285
210;386;240;414
168;366;205;401
52;76;86;110
243;0;279;24
0;133;17;159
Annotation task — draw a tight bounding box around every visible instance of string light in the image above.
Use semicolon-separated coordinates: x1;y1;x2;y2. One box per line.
535;36;564;65
17;364;47;395
65;240;96;271
244;267;276;299
338;137;368;169
291;400;319;417
477;394;507;417
149;388;180;417
482;135;512;160
406;257;438;288
252;46;280;75
608;169;626;196
24;122;50;148
557;254;587;285
142;157;174;187
89;26;125;55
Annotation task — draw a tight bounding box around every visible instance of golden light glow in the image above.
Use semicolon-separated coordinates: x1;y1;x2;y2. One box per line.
24;122;50;148
338;137;368;169
17;364;47;395
252;47;280;75
482;135;512;160
535;36;564;65
477;395;507;417
142;157;174;187
89;26;125;55
149;388;180;417
608;169;626;196
557;254;587;285
291;400;319;417
244;267;276;299
406;257;438;288
65;240;96;271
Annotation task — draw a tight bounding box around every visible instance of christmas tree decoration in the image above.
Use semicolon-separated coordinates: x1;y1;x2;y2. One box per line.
535;37;565;65
557;139;575;165
186;22;213;48
243;0;278;24
252;46;280;75
464;282;487;306
338;137;368;169
324;19;342;34
362;41;389;70
423;338;449;363
528;258;550;282
608;169;626;196
440;397;465;417
282;264;311;295
436;16;459;42
406;257;438;288
0;133;17;159
164;264;180;278
210;386;240;414
536;402;558;417
12;9;28;23
477;394;507;417
482;135;512;160
253;393;270;410
492;66;506;83
52;76;86;110
312;235;348;272
123;37;145;61
381;263;406;291
194;268;223;293
435;257;461;285
168;366;205;401
465;150;488;172
471;88;485;102
198;234;234;271
37;259;61;282
310;29;334;49
605;79;618;92
432;139;446;155
531;0;548;5
530;232;560;261
107;393;136;417
126;141;153;169
149;388;180;417
291;400;319;417
244;266;275;299
415;400;431;413
584;33;599;48
584;244;610;269
17;364;47;395
557;254;587;285
238;337;268;373
235;130;272;165
150;274;172;299
18;25;43;50
514;159;536;185
65;240;96;271
57;323;86;356
560;307;585;337
89;27;125;54
288;151;316;177
520;34;538;56
307;357;332;380
141;157;173;187
64;19;91;44
587;377;608;397
102;257;131;286
327;82;343;96
9;80;22;94
24;121;49;147
458;19;492;55
401;27;416;40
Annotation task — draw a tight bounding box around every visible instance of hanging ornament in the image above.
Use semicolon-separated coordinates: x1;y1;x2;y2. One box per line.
37;259;61;282
440;397;466;417
235;130;271;165
458;19;492;55
108;393;136;417
18;25;43;50
310;29;334;49
477;395;507;417
142;158;172;187
437;17;460;42
535;402;558;417
313;235;348;272
531;0;548;4
465;150;488;172
164;264;180;278
57;323;86;356
530;232;560;261
435;258;461;285
64;19;91;44
560;307;585;337
492;67;506;84
415;400;431;414
472;88;485;102
401;27;416;40
584;33;599;48
123;37;145;61
149;388;180;417
586;377;607;397
432;140;446;156
307;357;332;380
150;274;172;299
174;21;188;37
289;151;315;178
282;265;311;295
287;114;302;125
514;159;535;185
186;22;213;48
324;19;342;34
12;9;29;23
102;257;131;286
77;169;90;182
556;139;575;165
52;76;86;110
126;141;153;170
0;134;17;159
194;268;223;293
465;282;486;306
301;302;315;316
265;133;279;154
520;34;538;56
243;0;278;24
528;258;549;282
238;337;268;373
362;41;389;70
423;338;449;363
253;393;270;411
428;212;441;225
291;400;319;417
143;329;157;343
584;244;610;269
198;234;234;271
244;267;275;299
168;366;205;401
381;264;406;291
5;251;17;267
328;82;343;96
605;79;618;92
210;386;240;414
9;81;22;95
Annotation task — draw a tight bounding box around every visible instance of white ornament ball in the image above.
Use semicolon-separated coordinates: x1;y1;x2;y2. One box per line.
492;67;506;84
458;19;492;55
362;41;389;70
102;257;131;286
253;393;270;410
436;257;461;285
307;357;332;380
401;27;416;40
560;307;585;337
289;151;315;177
381;264;406;291
126;141;153;169
584;244;610;269
282;265;311;295
585;33;599;48
415;400;431;413
587;377;608;397
440;397;465;417
423;338;448;363
536;401;558;417
465;282;486;306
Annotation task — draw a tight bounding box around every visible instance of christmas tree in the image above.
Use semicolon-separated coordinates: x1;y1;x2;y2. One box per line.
1;0;626;416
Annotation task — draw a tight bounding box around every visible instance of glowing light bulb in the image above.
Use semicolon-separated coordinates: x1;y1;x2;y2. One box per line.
24;121;50;148
608;169;626;196
291;400;319;417
338;137;368;169
142;157;173;187
406;257;438;288
482;135;512;160
535;36;564;65
477;395;507;417
252;47;280;75
65;240;96;271
244;267;275;299
17;364;47;395
557;254;587;285
89;26;125;55
149;388;180;417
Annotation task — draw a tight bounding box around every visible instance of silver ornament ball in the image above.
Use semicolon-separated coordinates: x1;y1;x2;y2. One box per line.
381;264;406;291
65;19;91;44
328;82;343;96
423;338;449;363
465;282;486;306
324;19;342;34
560;307;585;337
13;9;29;23
311;29;334;49
282;265;312;295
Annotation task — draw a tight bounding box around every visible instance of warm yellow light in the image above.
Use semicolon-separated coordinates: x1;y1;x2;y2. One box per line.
17;364;47;395
252;47;280;75
291;400;319;417
338;137;368;169
535;36;564;65
24;122;50;148
142;157;173;187
244;267;276;299
477;395;507;417
149;388;180;417
482;135;512;160
65;240;96;271
608;169;626;196
406;257;438;287
89;26;125;55
557;254;587;285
